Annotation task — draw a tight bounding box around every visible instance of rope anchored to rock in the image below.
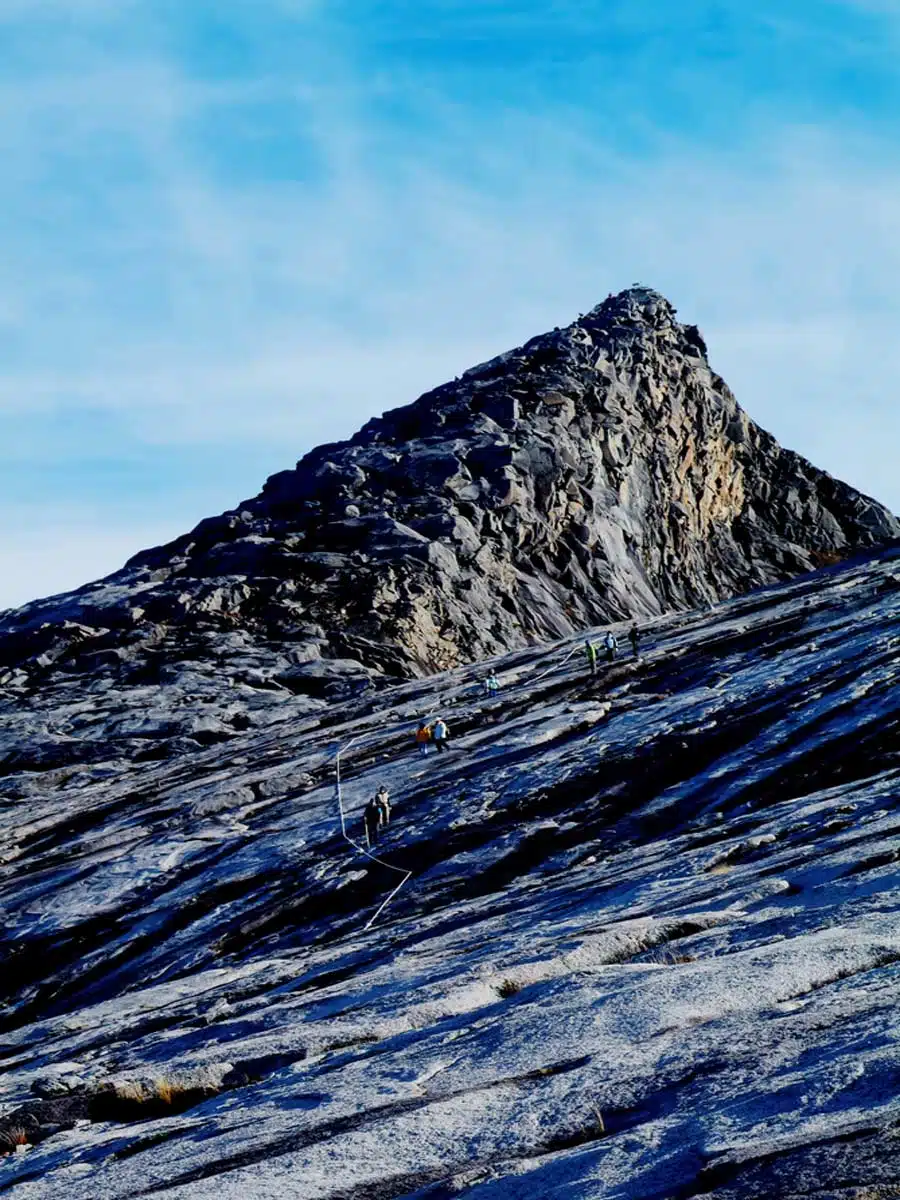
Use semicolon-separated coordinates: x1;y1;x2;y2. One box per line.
334;734;413;931
332;638;587;929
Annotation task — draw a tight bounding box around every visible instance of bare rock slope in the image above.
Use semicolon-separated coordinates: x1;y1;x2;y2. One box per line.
0;547;900;1199
2;286;897;710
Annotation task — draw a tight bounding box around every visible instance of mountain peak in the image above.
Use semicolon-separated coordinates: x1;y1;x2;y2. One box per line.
1;294;897;705
585;283;678;322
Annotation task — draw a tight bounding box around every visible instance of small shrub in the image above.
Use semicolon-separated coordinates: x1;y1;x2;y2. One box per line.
0;1068;243;1153
496;978;523;999
0;1127;30;1154
645;949;697;966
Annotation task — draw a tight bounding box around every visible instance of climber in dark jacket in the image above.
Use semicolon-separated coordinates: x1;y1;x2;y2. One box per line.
375;785;391;827
363;797;381;848
629;624;641;658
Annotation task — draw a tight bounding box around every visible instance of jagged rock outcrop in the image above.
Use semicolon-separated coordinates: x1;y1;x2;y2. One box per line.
1;286;897;704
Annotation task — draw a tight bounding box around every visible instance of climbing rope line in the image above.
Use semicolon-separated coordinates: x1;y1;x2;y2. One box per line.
332;637;587;929
525;642;581;689
335;733;413;931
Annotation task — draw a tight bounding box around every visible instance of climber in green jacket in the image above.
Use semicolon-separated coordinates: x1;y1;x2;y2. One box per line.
585;639;598;676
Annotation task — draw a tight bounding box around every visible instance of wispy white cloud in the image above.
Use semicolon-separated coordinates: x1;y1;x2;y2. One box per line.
5;111;899;445
2;2;899;606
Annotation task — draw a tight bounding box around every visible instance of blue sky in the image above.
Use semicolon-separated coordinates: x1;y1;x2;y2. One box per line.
3;0;900;608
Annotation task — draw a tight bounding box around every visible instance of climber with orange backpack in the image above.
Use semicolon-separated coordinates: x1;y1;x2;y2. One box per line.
415;721;432;756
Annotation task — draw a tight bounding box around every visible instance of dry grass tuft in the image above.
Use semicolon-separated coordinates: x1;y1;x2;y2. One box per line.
91;1074;208;1122
153;1079;180;1108
111;1081;146;1104
0;1127;31;1153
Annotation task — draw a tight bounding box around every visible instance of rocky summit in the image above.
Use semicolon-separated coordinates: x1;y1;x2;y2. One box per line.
1;287;896;723
2;288;900;1199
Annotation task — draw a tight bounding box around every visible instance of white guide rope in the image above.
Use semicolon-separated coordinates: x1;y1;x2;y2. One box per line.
334;734;413;931
332;637;586;929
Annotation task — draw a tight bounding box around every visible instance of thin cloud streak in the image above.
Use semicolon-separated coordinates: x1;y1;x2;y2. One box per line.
2;116;898;451
1;3;899;606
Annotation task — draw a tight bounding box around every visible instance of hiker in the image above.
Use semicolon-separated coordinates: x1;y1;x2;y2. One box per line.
363;797;381;848
432;717;450;753
415;721;432;756
603;631;618;662
585;638;598;676
629;624;640;658
483;672;501;697
375;785;391;827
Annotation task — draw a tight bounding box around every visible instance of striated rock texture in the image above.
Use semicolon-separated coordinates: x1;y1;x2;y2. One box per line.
1;547;900;1198
1;286;897;705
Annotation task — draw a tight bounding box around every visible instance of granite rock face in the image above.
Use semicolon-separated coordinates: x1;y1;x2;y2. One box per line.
0;547;900;1198
1;286;897;708
2;287;900;1196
